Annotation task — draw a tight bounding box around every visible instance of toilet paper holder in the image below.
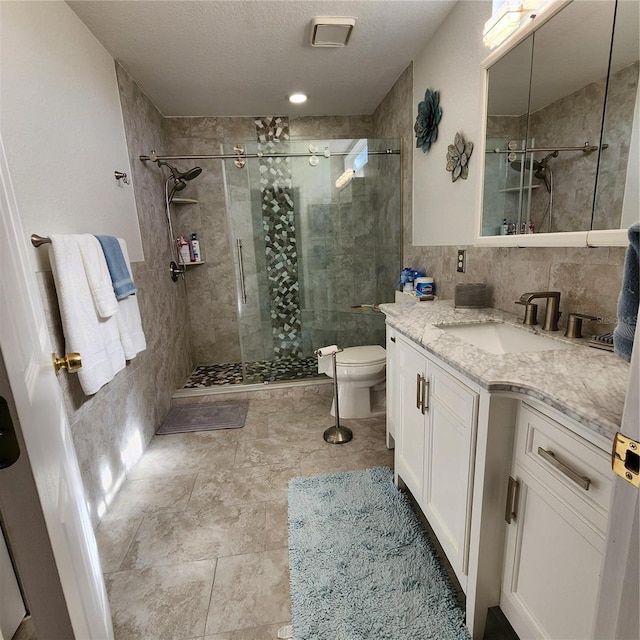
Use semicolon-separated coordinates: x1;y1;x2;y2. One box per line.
314;345;352;444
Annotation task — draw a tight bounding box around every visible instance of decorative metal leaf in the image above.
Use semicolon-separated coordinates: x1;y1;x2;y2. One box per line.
445;131;474;181
415;88;442;153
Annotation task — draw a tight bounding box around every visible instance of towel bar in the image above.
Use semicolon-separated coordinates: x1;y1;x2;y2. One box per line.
31;234;51;247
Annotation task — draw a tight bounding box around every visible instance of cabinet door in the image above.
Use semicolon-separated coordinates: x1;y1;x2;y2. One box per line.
501;466;606;640
395;337;427;501
385;326;398;449
423;361;478;588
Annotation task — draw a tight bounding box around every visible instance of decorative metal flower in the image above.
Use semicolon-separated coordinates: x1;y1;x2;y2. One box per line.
414;89;442;153
446;132;474;181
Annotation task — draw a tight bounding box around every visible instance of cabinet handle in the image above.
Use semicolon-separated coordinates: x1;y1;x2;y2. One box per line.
390;336;396;343
421;377;429;414
504;476;520;524
537;447;591;491
416;373;422;410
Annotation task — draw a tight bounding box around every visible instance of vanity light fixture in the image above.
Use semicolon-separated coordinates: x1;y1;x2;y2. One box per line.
483;0;555;48
289;93;308;104
310;17;356;47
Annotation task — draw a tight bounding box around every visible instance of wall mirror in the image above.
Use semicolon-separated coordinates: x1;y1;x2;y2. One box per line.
479;0;639;246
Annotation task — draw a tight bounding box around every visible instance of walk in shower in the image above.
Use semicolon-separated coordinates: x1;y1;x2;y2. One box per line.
184;136;401;388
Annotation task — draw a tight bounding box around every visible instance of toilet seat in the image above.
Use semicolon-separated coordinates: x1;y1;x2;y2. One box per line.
336;345;386;367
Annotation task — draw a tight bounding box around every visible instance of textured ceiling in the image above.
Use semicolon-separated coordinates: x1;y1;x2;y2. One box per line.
67;0;457;117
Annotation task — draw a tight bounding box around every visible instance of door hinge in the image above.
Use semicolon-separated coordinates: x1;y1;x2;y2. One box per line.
612;432;640;488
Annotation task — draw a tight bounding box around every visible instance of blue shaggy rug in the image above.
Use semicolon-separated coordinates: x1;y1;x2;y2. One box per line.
288;467;470;640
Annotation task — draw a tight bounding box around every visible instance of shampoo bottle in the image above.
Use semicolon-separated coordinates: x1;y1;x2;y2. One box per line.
190;233;201;262
177;236;190;264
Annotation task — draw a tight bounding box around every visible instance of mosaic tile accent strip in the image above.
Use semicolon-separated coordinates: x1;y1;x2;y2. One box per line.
255;116;290;143
255;116;303;358
183;356;321;388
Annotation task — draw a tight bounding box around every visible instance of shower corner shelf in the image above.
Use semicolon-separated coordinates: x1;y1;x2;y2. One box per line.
499;185;541;193
179;260;205;266
172;197;199;204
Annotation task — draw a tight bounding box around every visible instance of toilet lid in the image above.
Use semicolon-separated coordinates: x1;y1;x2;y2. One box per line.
337;345;386;366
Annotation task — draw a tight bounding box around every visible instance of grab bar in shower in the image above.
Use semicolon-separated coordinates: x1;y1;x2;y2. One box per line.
236;239;247;304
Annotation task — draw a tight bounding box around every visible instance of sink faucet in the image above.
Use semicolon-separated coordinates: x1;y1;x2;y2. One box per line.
518;291;561;331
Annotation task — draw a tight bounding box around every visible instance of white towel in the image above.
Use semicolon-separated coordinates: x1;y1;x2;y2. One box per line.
73;234;119;318
115;238;146;360
49;235;125;395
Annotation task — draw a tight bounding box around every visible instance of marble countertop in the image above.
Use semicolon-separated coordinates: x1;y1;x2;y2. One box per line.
380;300;630;442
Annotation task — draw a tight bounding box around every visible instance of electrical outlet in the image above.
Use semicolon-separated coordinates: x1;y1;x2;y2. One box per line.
457;249;466;273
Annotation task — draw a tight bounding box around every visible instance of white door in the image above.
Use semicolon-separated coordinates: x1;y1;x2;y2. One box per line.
593;320;640;639
0;525;25;640
0;137;114;638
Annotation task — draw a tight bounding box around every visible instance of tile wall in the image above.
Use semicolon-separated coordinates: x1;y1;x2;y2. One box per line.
370;62;627;335
36;64;193;526
164;114;375;364
527;64;637;233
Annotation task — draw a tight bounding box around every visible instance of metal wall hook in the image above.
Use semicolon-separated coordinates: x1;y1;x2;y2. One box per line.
114;171;130;185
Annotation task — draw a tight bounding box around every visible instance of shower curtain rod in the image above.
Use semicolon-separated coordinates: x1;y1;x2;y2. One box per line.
140;149;400;162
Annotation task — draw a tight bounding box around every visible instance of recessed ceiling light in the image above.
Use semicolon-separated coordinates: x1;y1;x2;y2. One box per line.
289;93;308;104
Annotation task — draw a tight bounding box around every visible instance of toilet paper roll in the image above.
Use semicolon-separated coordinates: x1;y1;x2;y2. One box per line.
316;344;339;375
315;345;339;357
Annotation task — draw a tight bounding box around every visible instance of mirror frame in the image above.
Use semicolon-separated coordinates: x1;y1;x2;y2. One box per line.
474;0;629;248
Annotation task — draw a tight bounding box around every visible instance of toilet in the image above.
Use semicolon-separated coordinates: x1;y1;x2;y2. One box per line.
324;345;386;419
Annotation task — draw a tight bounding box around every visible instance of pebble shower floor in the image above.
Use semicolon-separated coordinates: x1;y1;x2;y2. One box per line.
183;355;321;388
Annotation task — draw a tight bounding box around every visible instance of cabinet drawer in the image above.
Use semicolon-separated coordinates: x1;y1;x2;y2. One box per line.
429;361;477;426
516;403;611;530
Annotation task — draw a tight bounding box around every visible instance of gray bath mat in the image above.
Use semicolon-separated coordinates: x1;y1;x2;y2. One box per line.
157;401;249;434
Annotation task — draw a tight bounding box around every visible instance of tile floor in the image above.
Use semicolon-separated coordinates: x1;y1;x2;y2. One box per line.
95;387;517;640
96;390;394;639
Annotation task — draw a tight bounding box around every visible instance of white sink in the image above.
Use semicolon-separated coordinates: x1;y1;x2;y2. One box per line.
438;322;571;355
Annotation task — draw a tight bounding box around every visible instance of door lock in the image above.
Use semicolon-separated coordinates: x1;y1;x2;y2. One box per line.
612;432;640;488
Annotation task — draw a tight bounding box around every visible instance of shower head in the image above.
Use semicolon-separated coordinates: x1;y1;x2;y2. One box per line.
509;159;541;173
534;151;557;192
174;166;202;182
157;160;202;186
156;160;202;202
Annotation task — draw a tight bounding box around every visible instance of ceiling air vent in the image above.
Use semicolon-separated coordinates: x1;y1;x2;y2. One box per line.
310;17;356;47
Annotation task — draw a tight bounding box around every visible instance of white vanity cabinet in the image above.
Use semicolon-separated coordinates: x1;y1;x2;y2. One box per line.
385;325;398;449
394;334;479;588
500;402;612;640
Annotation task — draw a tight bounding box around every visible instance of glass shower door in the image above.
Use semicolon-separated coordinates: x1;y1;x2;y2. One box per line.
223;138;401;384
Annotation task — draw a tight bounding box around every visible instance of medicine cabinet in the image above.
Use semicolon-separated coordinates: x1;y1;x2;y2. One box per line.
477;0;639;247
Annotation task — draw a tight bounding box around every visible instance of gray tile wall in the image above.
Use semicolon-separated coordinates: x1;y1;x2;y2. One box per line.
164;115;375;364
36;64;194;526
488;63;638;234
372;63;413;267
404;245;626;334
594;62;639;230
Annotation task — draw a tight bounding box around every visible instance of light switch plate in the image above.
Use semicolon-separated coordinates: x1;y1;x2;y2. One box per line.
457;249;466;273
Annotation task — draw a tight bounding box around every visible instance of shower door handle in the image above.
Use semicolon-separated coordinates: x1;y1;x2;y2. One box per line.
236;239;247;304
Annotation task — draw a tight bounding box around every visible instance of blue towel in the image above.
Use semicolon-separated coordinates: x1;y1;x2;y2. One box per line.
614;222;640;362
95;235;137;300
